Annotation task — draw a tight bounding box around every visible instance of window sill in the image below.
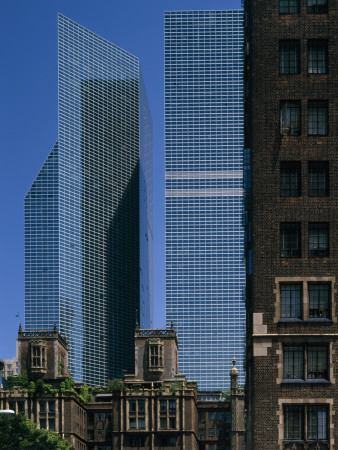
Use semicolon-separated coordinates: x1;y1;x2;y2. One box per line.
307;318;332;323
278;318;332;323
282;379;330;384
278;318;303;323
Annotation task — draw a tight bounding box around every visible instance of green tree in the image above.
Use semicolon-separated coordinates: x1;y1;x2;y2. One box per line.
0;414;74;449
106;378;127;392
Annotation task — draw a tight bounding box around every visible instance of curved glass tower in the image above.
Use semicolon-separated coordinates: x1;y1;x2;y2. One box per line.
24;14;153;386
165;10;245;390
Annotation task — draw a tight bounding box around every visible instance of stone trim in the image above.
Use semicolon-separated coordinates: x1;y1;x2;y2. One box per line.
274;276;336;323
276;341;335;385
277;398;334;449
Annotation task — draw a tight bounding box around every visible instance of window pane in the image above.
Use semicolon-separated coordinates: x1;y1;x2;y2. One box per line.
307;346;328;379
308;162;329;196
308;101;328;135
280;41;300;74
284;346;304;379
280;0;299;13
308;223;329;257
281;101;301;135
138;400;145;413
281;284;302;318
308;41;327;74
280;223;301;257
308;283;330;318
308;406;327;439
280;162;301;196
129;400;136;412
307;0;328;13
284;406;303;439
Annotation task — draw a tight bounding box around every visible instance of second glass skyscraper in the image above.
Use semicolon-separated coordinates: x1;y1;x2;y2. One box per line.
24;15;153;386
165;10;245;390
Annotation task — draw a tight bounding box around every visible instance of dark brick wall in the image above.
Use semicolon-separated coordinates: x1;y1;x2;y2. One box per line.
245;0;338;448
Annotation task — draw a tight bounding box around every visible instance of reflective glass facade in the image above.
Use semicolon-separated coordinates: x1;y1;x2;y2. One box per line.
165;10;245;390
25;14;153;386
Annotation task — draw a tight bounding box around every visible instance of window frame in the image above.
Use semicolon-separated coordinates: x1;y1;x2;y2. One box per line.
279;0;300;14
308;101;328;136
308;40;328;74
308;283;330;318
308;222;329;257
128;399;147;431
280;283;302;319
279;40;300;74
307;0;328;14
284;404;329;443
280;161;301;197
280;101;301;136
280;223;301;258
283;344;329;381
308;161;329;197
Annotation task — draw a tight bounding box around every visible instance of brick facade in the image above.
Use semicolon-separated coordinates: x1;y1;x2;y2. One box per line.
244;0;338;448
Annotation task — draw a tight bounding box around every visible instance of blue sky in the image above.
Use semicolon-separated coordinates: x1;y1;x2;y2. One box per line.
0;0;242;359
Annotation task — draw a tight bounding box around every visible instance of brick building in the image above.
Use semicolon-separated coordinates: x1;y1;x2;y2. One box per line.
244;0;338;448
0;325;244;449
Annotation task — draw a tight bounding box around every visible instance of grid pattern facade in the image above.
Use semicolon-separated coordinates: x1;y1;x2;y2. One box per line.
25;14;153;386
165;10;245;390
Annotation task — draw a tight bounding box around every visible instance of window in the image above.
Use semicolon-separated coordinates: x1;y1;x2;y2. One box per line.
284;346;304;379
169;417;176;429
308;101;328;135
40;401;46;413
148;340;163;370
284;405;328;442
159;437;176;447
281;284;302;319
209;428;215;437
31;343;46;369
280;101;301;136
169;400;176;411
307;0;328;13
199;412;206;423
40;419;46;429
308;346;328;379
280;41;300;74
309;283;330;318
216;412;223;421
160;400;167;413
18;402;25;414
280;0;299;13
280;162;301;197
48;401;55;413
284;345;328;380
48;419;55;431
128;399;146;430
280;223;301;257
308;162;329;196
308;223;329;257
159;399;177;430
208;412;215;421
308;40;327;74
129;437;146;448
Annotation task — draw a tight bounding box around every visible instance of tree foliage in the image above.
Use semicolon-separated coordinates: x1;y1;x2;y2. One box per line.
0;414;73;449
106;378;127;392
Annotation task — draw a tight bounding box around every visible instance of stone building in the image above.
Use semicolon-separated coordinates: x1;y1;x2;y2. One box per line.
0;325;244;449
244;0;338;448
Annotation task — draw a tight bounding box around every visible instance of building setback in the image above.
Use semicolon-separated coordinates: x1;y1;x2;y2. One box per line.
244;0;338;447
24;14;153;387
165;10;246;391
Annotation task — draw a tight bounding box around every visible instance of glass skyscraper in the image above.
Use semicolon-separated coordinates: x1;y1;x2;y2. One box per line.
24;14;153;386
165;10;245;390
